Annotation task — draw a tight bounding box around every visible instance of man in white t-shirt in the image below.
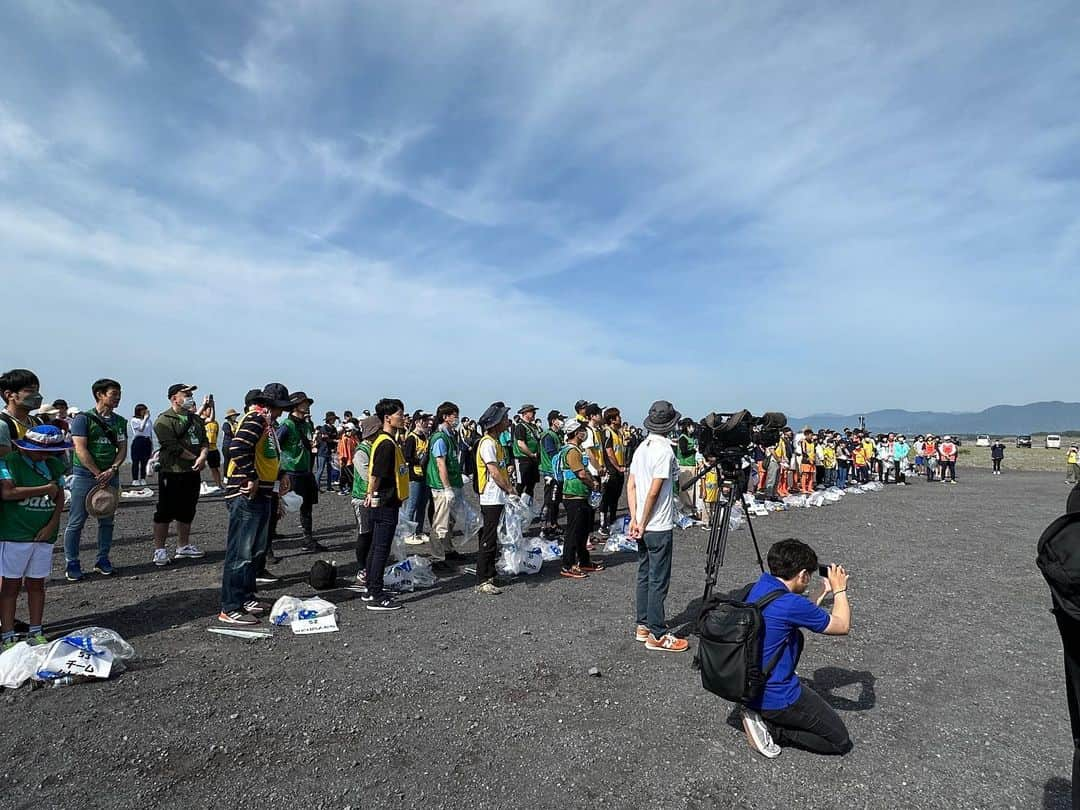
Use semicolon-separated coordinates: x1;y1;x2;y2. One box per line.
475;402;516;595
627;400;689;653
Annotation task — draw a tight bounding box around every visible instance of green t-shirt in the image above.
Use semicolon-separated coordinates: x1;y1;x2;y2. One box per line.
71;410;127;473
0;452;65;541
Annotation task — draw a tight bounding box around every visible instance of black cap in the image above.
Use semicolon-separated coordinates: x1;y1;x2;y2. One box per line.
574;399;589;412
478;401;510;430
167;383;196;398
243;388;262;408
547;409;567;423
252;383;291;409
288;391;313;407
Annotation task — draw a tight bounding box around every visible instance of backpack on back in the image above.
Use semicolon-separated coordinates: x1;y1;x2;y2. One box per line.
694;584;787;704
1037;513;1080;621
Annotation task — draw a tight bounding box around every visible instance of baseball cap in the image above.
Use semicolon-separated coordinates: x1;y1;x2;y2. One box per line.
167;383;196;398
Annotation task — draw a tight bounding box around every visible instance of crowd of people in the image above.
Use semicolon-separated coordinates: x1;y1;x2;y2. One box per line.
6;367;1079;760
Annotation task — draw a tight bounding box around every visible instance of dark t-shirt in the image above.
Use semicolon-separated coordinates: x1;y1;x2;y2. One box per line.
315;423;339;453
370;432;402;507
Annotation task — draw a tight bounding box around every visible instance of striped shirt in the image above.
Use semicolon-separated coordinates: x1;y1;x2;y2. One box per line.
225;408;281;500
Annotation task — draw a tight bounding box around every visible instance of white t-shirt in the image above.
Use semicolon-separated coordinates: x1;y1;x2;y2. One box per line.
580;423;600;474
629;434;678;532
479;436;508;506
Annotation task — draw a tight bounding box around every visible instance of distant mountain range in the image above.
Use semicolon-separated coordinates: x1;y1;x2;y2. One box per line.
793;401;1080;436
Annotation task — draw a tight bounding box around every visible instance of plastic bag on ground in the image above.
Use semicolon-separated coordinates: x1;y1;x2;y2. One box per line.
728;506;746;531
0;642;40;689
391;512;418;562
120;487;154;499
863;481;884;492
407;555;437;589
35;627;135;682
271;596;337;625
806;492;827;507
783;494;807;508
280;490;303;513
497;497;532;549
845;485;863;494
384;558;415;592
540;541;563;561
449;493;481;550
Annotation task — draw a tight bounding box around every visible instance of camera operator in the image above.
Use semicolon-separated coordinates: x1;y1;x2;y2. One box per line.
740;538;853;758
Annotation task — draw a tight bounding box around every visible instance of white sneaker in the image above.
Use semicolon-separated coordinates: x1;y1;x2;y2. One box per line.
153;548;169;566
403;534;426;546
742;709;781;758
175;544;206;559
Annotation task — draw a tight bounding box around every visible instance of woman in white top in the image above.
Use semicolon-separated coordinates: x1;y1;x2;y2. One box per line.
130;403;154;486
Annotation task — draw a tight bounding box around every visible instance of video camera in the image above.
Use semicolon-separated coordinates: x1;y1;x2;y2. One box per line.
696;410;787;469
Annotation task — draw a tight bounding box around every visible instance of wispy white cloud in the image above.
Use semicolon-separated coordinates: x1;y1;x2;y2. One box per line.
14;0;144;68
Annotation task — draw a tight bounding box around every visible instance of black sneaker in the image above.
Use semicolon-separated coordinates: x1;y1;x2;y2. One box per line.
366;596;403;612
255;571;281;585
301;539;326;553
432;561;454;575
445;550;465;561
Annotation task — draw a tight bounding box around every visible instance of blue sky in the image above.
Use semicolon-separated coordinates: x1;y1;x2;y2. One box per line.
2;0;1077;423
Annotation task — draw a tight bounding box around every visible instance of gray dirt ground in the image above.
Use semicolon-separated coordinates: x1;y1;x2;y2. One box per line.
2;468;1075;810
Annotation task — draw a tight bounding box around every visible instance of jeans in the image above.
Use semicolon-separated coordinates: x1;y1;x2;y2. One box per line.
364;505;398;599
403;481;430;535
836;463;849;489
635;529;673;638
314;451;334;491
63;472;119;566
478;504;503;583
220;496;271;613
761;684;852;755
562;498;592;569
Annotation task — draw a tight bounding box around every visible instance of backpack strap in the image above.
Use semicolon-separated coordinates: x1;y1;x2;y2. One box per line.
84;411;120;450
754;589;789;680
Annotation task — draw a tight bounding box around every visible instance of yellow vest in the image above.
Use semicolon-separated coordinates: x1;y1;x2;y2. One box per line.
605;426;626;466
1069;449;1078;464
369;433;409;501
476;434;506;494
407;431;429;477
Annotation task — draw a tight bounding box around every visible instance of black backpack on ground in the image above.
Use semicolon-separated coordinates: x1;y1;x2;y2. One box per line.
695;584;787;704
1037;513;1080;621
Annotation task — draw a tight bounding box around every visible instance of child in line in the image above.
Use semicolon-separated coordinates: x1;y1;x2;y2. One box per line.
0;425;69;648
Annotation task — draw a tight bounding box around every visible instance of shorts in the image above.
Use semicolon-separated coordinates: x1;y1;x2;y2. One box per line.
154;471;201;524
0;541;53;579
351;499;373;534
206;449;222;470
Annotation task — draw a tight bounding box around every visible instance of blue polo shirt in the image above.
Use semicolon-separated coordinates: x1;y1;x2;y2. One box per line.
745;572;831;711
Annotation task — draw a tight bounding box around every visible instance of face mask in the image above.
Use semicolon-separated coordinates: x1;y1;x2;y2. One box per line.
183;397;196;410
21;392;43;410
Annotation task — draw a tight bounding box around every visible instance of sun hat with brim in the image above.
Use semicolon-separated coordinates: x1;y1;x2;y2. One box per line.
643;400;681;434
34;403;60;418
360;415;382;440
14;425;73;453
86;484;120;518
564;421;587;436
289;391;314;407
518;404;538;415
225;408;239;418
478;402;510;430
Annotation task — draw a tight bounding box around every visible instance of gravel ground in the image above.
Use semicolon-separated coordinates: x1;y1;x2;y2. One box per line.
2;469;1075;810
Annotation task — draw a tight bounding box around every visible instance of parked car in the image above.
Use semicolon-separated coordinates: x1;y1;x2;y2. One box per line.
1046;434;1062;449
976;435;991;447
1017;435;1032;448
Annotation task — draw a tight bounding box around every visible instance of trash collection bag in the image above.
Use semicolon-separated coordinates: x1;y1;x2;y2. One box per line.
728;506;746;531
783;494;807;508
497;497;532;548
35;627;135;682
281;491;303;513
391;512;418;562
806;492;827;507
0;642;39;689
407;555;437;589
271;596;335;625
540;541;563;561
451;493;482;551
384;558;415;592
863;481;884;492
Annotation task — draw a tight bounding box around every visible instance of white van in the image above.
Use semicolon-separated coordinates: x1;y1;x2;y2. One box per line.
975;435;991;447
1047;435;1062;449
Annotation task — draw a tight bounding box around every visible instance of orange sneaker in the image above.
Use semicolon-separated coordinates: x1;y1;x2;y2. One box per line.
645;633;689;653
635;625;649;642
560;566;588;579
579;561;605;573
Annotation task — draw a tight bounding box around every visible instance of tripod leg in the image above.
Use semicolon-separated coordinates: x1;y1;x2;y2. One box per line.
734;478;766;573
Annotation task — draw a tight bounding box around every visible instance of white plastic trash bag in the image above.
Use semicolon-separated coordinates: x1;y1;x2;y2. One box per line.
863;481;884;492
391;512;418;562
407;555;437;589
783;494;807;508
35;627;135;682
281;491;303;513
728;506;746;531
384;558;416;592
270;596;336;626
540;541;563;561
0;642;39;689
497;497;532;548
806;492;827;508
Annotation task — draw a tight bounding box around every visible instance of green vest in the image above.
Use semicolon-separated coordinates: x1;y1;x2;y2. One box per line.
539;429;559;475
351;440;372;498
0;453;65;541
279;416;313;472
558;445;590;498
425;430;462;490
72;411;126;472
676;435;698;467
512;421;542;458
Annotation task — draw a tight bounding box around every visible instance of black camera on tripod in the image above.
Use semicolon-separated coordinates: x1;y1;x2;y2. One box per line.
696;410;787;470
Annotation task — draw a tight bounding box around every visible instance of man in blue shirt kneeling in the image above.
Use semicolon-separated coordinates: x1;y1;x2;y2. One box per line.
742;538;854;758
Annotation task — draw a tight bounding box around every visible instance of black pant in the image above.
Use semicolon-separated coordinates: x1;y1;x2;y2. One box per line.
992;458;1002;471
363;505;398;599
542;477;562;530
339;464;354;493
563;497;593;569
514;457;540;500
761;684;852;755
1055;610;1080;810
600;469;623;529
130;436;152;480
269;472;317;540
893;459;906;483
478;504;504;583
